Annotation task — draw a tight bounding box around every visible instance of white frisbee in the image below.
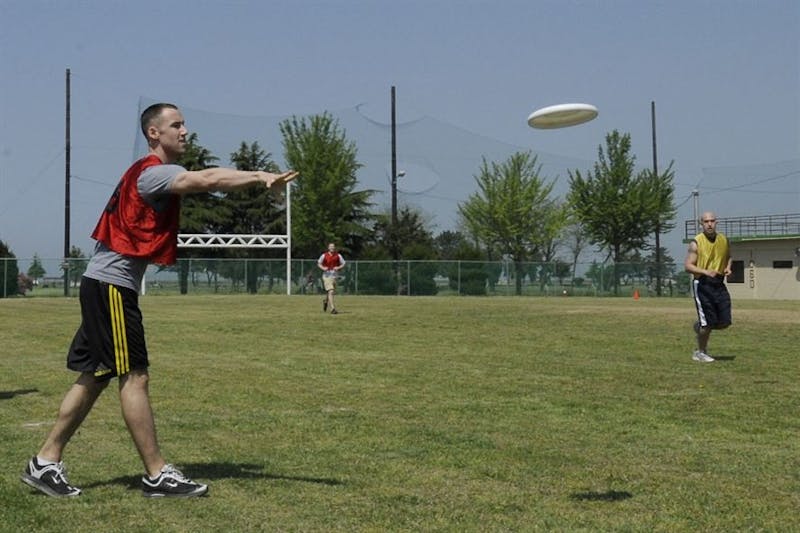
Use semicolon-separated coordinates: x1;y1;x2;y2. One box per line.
527;103;598;129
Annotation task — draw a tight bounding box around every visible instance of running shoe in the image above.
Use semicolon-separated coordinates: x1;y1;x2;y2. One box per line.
692;350;715;363
21;456;82;497
142;464;208;498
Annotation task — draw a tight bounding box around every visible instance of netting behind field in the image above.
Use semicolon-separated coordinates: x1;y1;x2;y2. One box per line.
697;158;800;218
133;97;590;232
133;98;799;242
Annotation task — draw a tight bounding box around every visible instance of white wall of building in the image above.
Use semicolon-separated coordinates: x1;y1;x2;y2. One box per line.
728;238;800;300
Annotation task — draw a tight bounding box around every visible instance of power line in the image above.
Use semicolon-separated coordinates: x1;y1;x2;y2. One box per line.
0;148;64;217
674;191;695;209
71;174;116;188
700;169;799;194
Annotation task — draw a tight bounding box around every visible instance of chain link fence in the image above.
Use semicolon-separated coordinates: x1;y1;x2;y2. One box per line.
3;256;689;298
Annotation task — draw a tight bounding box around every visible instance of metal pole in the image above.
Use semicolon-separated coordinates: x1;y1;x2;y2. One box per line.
63;68;71;296
390;86;398;261
286;180;292;295
651;101;661;296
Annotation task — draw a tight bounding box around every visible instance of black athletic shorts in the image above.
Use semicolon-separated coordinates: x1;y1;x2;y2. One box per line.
67;277;148;381
691;275;732;329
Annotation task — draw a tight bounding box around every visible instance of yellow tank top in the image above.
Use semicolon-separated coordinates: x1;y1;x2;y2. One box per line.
693;232;730;277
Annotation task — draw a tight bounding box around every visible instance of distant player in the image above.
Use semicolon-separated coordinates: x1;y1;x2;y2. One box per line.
684;211;733;363
21;103;297;498
318;242;345;314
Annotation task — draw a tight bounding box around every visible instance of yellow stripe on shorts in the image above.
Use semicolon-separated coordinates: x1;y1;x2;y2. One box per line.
108;285;130;375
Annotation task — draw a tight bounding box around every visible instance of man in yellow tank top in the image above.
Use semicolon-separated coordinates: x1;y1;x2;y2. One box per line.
684;211;733;363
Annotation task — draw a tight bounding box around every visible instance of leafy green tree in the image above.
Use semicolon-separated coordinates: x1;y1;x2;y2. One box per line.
0;240;20;297
280;113;373;259
567;130;664;294
458;151;563;295
27;253;46;282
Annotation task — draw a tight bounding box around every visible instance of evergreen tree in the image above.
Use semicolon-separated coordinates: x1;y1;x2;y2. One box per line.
66;246;88;288
360;207;438;295
224;141;284;293
174;132;221;294
27;253;46;282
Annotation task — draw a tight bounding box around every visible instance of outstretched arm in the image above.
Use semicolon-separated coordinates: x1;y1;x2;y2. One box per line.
169;168;297;195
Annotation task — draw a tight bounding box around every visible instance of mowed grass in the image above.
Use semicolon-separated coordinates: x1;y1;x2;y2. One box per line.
1;295;798;532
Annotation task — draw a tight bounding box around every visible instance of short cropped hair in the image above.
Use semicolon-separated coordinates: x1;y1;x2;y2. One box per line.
140;103;178;138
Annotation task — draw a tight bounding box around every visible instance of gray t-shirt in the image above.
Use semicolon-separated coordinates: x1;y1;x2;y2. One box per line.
83;163;185;291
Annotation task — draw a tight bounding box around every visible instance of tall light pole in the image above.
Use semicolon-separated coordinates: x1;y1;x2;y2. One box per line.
63;68;71;296
390;85;398;261
651;101;661;296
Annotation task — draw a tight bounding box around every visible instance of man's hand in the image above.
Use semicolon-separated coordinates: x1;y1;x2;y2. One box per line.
261;170;298;189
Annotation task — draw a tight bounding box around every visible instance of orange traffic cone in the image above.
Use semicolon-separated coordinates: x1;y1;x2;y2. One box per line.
633;288;640;300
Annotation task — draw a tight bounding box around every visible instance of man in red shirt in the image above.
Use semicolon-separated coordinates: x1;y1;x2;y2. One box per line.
21;103;297;499
318;242;346;314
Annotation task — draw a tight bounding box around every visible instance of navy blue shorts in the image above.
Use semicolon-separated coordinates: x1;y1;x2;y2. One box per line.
691;275;732;329
67;277;149;382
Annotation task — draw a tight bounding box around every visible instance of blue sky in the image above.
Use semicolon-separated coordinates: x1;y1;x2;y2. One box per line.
1;0;798;264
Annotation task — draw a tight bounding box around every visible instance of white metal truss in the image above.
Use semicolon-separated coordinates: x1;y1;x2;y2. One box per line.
177;234;288;249
160;182;293;295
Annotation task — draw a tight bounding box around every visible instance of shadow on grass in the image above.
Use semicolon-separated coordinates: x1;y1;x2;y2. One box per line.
569;490;633;502
712;355;736;362
83;462;343;490
0;388;38;400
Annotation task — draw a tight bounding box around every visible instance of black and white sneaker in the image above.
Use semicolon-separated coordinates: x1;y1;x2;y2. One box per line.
21;456;82;497
142;464;208;498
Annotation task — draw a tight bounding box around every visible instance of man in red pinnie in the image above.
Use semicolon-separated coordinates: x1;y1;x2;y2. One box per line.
317;242;345;314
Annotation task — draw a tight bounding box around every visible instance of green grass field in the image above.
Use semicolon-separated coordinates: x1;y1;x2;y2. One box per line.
1;295;798;532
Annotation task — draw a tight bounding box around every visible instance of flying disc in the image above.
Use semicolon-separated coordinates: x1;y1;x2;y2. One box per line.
527;103;598;129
